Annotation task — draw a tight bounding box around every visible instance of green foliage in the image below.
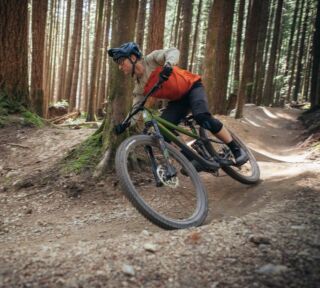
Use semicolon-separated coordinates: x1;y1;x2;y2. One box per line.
21;111;45;127
63;133;103;173
0;90;25;115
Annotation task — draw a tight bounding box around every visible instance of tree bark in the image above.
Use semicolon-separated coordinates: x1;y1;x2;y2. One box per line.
189;0;202;72
284;0;301;79
96;0;139;174
57;0;72;102
69;0;84;112
136;0;147;50
81;0;91;112
286;0;305;102
262;0;284;106
173;0;182;47
235;0;262;118
179;0;194;69
0;0;28;105
253;0;270;105
64;0;83;106
86;0;105;121
310;0;320;108
232;0;246;96
146;0;167;54
204;0;235;115
293;2;310;102
30;0;48;117
97;0;112;114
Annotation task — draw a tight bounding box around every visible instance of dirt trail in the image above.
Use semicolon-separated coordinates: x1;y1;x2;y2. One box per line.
0;106;319;287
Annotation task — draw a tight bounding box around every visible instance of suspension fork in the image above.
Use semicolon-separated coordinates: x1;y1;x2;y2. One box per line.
144;120;177;180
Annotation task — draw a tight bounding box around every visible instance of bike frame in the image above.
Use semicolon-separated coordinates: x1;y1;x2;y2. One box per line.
142;108;221;171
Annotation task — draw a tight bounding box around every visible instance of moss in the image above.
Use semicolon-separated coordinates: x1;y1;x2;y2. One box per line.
63;133;103;173
21;111;45;127
0;116;6;128
0;91;24;114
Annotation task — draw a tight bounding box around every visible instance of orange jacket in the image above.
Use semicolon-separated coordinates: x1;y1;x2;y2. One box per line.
143;66;201;101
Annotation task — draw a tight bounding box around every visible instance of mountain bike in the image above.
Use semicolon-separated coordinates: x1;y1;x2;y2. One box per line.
115;79;260;230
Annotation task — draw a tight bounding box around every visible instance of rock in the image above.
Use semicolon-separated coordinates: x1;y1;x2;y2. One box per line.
13;179;34;189
6;171;19;178
141;230;150;236
25;208;33;215
256;264;288;275
143;243;157;253
291;225;305;230
122;264;135;276
37;220;47;227
249;234;271;245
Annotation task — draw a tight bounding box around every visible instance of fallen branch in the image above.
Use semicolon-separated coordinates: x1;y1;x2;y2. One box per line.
7;143;30;149
59;122;99;128
49;111;81;124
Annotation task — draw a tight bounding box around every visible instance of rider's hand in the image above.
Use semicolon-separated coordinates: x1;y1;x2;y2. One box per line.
159;63;173;81
114;122;129;135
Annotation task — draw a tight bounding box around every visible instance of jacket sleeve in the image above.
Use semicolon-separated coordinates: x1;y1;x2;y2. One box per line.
145;48;180;66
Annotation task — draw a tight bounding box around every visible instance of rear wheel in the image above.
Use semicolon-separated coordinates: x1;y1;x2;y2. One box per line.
115;135;208;229
199;128;260;184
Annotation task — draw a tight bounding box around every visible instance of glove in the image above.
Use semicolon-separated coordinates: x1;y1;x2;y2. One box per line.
114;122;129;135
159;63;173;81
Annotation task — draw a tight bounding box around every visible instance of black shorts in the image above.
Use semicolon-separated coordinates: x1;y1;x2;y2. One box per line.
160;81;211;125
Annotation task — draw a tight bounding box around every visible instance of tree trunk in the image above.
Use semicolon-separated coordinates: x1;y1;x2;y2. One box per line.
262;0;284;106
203;0;235;115
293;2;310;102
284;0;300;78
189;0;202;72
173;0;182;47
86;0;105;121
146;0;167;54
30;0;48;117
69;0;84;112
64;0;83;106
97;0;112;114
235;0;262;118
310;0;320;108
57;0;72;102
95;0;139;174
0;1;28;105
232;0;246;96
81;0;91;112
286;0;305;102
136;0;147;50
179;0;194;69
253;0;270;105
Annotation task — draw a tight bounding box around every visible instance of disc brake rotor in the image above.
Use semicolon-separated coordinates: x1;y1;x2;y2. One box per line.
156;165;179;188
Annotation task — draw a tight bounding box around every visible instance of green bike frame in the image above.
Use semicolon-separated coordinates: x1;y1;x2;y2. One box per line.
142;108;221;171
143;108;199;143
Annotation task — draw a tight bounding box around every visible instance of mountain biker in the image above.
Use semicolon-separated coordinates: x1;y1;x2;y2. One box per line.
108;42;249;167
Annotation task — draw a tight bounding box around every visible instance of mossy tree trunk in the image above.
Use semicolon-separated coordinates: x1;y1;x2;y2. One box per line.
94;0;139;175
0;0;28;105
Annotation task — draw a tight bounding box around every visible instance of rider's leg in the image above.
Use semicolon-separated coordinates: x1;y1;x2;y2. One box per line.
188;84;248;165
160;97;189;143
160;97;204;172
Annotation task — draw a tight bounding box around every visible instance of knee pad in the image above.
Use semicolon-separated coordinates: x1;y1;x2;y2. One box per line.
194;113;223;134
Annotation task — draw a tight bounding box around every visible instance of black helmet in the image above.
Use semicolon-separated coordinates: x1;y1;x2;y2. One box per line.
108;42;142;62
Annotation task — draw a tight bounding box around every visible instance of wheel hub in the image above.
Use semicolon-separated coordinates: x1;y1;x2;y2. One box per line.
156;165;179;188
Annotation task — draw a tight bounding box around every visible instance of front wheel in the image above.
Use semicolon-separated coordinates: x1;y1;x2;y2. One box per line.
115;135;208;229
200;128;260;184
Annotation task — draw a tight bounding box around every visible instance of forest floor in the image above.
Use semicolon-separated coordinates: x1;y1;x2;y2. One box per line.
0;105;319;288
